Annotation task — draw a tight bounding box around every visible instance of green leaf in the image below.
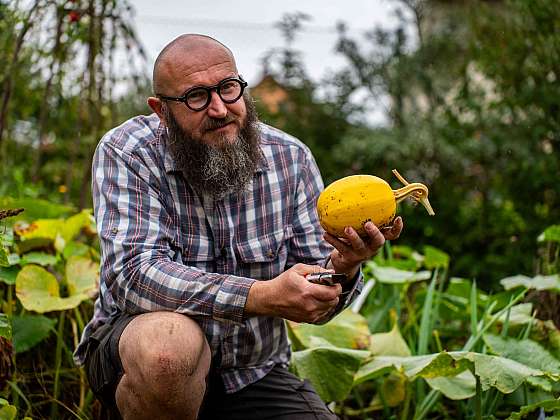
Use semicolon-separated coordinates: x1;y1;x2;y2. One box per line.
423;245;450;270
370;312;411;357
12;314;57;353
355;351;554;396
500;274;560;292
19;252;58;267
62;241;90;259
6;254;19;267
287;310;371;350
65;256;99;298
0;314;12;340
291;346;370;402
506;398;560;420
15;218;64;241
15;210;94;253
0;404;17;420
60;210;94;243
368;263;431;284
0;197;74;221
497;303;534;326
538;225;560;243
483;334;560;375
425;370;476;400
370;373;407;410
15;265;89;313
0;246;8;268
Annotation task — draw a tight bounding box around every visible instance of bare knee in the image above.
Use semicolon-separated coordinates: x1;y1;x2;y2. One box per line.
119;312;211;388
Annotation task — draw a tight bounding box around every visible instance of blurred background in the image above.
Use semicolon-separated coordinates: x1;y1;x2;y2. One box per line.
1;0;559;286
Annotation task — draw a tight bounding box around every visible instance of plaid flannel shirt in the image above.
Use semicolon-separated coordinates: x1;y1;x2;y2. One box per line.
74;114;363;393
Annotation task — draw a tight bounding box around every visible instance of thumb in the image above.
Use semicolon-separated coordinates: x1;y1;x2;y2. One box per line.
293;263;334;276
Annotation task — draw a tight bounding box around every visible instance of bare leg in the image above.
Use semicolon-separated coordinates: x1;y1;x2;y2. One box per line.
115;312;211;420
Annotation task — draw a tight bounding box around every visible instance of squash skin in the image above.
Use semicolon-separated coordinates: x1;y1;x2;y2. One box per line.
317;175;396;237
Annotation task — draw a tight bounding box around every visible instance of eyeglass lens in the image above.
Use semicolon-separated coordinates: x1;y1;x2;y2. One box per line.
187;79;243;110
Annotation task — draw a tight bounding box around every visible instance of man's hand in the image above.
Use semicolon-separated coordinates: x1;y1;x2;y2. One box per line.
245;264;342;324
323;217;404;277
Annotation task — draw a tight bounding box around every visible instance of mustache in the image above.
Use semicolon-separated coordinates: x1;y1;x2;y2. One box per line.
201;114;237;132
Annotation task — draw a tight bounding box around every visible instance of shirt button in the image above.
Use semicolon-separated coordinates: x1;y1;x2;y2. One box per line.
266;250;274;258
111;227;118;234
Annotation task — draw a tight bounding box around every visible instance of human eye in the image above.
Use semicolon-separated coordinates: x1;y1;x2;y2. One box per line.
186;88;208;105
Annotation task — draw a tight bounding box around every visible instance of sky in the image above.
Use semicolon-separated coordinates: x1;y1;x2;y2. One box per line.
131;0;405;124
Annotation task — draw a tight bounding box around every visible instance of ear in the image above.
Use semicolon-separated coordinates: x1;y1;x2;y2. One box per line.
147;97;166;125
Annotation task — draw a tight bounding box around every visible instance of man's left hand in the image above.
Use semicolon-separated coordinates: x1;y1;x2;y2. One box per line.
323;216;404;278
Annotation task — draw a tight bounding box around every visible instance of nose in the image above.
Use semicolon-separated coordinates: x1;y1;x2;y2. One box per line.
206;90;228;119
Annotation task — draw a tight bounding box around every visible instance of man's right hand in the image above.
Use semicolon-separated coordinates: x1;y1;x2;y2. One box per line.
244;264;342;324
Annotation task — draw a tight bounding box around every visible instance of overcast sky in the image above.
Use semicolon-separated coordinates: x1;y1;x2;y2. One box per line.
132;1;403;82
131;0;405;124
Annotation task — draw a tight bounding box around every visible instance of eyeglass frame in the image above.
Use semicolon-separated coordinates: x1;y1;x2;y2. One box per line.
156;76;248;112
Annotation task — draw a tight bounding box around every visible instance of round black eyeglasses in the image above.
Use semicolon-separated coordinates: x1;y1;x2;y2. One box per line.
157;76;248;112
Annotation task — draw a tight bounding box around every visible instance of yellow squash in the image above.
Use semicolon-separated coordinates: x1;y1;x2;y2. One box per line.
317;169;435;237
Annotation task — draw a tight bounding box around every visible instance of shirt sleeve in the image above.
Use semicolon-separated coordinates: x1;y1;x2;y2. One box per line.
93;139;255;324
286;146;364;321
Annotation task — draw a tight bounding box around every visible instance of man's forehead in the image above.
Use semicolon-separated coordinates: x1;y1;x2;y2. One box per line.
154;35;237;94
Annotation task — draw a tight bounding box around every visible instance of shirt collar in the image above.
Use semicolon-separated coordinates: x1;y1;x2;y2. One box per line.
160;121;269;175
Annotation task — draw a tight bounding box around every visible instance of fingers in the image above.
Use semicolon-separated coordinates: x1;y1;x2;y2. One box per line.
293;263;334;276
323;232;353;255
308;282;342;302
382;216;403;240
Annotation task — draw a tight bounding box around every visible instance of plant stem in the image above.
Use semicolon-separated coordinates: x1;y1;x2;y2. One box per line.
474;376;482;420
50;311;66;419
400;381;412;420
6;284;13;316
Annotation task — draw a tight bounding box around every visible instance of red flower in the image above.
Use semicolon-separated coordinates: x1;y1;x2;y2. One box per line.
68;10;80;23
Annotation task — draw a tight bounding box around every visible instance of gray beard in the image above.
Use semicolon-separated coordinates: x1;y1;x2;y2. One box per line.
164;93;262;201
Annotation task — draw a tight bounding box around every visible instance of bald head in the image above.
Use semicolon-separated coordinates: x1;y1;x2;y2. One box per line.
152;34;236;95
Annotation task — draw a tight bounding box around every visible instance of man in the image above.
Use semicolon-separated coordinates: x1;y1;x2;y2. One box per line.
74;34;403;420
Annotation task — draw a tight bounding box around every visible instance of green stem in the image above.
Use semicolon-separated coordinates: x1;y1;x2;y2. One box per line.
413;389;440;420
400;381;412;420
6;284;13;316
463;290;526;352
50;311;66;419
475;375;482;420
74;306;85;335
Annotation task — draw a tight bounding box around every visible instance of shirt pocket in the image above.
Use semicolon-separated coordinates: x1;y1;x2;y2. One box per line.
235;227;289;280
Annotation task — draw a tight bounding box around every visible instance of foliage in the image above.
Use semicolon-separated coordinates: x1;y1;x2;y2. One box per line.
0;201;98;419
289;230;560;419
0;0;150;208
327;0;560;283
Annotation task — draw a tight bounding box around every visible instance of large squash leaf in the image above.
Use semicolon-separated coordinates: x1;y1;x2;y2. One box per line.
15;265;89;313
66;256;99;298
483;333;560;391
16;210;94;252
19;252;58;267
506;398;560;420
12;315;57;353
370;311;411;357
287;309;370;350
355;351;557;396
368;262;431;284
425;370;476;400
0;266;18;285
291;346;369;402
500;274;560;292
